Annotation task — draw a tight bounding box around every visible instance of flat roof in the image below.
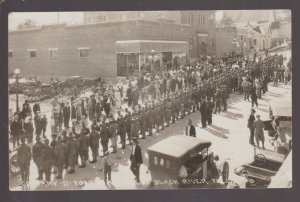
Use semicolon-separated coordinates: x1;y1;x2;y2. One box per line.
147;135;211;159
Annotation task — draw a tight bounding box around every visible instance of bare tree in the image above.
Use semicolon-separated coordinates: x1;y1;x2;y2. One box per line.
17;19;38;30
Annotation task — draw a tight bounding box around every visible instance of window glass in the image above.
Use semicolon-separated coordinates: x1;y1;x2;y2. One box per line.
8;50;13;58
160;158;164;167
28;50;36;57
79;49;89;58
154;156;158;165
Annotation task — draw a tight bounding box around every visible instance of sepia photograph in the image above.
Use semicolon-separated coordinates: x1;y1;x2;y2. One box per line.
8;10;292;190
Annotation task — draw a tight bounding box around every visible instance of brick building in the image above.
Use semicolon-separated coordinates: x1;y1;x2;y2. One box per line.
8;11;217;80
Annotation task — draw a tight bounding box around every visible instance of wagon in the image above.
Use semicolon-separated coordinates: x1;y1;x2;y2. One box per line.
147;135;230;188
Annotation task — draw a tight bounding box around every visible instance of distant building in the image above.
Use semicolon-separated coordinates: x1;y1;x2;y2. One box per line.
8;11;217;80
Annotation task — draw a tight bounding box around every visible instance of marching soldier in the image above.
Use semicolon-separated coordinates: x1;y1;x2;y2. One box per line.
41;138;54;183
89;126;100;163
66;132;77;174
139;106;147;139
32;136;45;180
17;136;31;185
54;136;67;179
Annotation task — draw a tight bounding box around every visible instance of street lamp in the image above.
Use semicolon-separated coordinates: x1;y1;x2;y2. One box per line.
14;68;20;113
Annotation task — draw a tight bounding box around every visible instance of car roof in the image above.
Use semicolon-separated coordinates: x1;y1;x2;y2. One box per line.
269;100;292;117
147;135;211;160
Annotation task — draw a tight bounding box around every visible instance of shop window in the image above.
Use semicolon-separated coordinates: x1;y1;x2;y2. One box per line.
49;48;58;59
28;49;37;58
8;50;13;58
78;47;90;58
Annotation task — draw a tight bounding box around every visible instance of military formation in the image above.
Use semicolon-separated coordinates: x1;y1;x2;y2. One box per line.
11;52;289;187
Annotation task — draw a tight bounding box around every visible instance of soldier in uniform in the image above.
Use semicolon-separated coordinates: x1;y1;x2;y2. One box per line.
214;88;222;114
118;114;126;149
17;136;31;185
109;119;118;153
206;97;215;126
200;98;207;128
41;138;54;183
221;86;228;112
32;136;45;180
89;126;100;163
54;136;67;179
66;132;77;174
139;106;147;139
78;124;90;168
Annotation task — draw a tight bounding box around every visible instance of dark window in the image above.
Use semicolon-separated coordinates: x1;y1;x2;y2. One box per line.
78;48;89;58
28;50;36;58
49;49;58;59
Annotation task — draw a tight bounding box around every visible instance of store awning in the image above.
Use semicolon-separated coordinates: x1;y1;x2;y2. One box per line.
116;40;188;53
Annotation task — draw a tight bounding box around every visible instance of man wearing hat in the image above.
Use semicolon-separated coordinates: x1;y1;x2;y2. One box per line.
109;119;118;153
54;136;66;179
89;125;100;163
78;124;90;168
33;100;41;115
100;122;110;156
118;114;126;149
17;136;31;185
10;114;22;149
41;138;54;183
253;114;265;149
130;138;143;183
247;108;256;146
32;136;45;180
66;132;77;174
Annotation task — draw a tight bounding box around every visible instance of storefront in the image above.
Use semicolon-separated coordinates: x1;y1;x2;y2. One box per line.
116;40;188;77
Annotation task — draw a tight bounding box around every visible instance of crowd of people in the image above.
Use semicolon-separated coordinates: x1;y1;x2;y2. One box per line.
10;51;291;187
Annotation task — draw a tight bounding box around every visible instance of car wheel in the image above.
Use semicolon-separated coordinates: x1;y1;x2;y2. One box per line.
9;154;20;176
222;162;229;183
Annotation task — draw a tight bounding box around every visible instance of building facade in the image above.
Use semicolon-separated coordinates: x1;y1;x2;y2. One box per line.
9;11;217;80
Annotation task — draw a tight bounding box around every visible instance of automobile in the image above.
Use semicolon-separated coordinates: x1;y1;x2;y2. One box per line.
147;135;230;188
234;146;287;188
9;149;20;176
263;100;292;154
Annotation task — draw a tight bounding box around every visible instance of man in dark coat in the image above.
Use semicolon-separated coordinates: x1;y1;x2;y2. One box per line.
54;136;67;179
32;136;45;180
24;117;34;143
125;109;132;144
248;108;256;146
78;124;90;168
10;114;22;149
71;102;77;125
206;97;214;126
66;132;77;174
89;126;100;163
118;115;126;149
127;83;133;107
200;98;207;128
33;101;41;115
100;122;110;156
41;114;47;138
185;119;196;137
41;138;54;183
34;112;43;138
63;102;71;129
250;86;258;107
214;88;222;114
17;136;31;185
130;138;143;183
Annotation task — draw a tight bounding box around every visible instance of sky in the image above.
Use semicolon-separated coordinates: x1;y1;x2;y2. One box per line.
9;11;224;30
